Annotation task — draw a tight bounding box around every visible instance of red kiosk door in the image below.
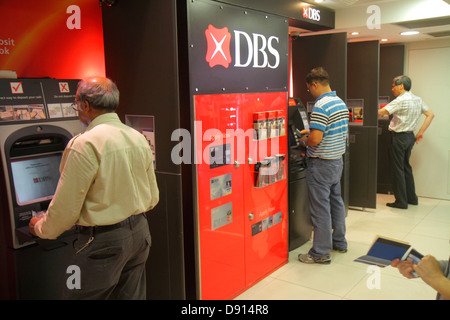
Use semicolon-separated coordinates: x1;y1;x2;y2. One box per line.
194;94;246;300
194;92;288;299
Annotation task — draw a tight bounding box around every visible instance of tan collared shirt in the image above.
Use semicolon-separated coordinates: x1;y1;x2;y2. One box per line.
35;113;159;239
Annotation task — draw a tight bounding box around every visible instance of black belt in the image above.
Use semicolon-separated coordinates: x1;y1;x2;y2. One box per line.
391;131;413;134
76;213;145;235
308;157;340;161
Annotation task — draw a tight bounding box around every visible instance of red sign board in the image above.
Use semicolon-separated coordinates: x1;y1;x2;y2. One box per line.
0;0;105;79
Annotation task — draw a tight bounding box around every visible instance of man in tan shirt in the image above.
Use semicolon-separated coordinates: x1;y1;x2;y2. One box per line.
29;76;159;299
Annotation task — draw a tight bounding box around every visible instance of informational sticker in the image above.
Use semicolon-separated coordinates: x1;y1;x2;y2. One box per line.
210;173;232;200
273;211;282;225
211;202;232;231
262;216;273;231
251;211;283;236
251;221;262;236
125;115;156;170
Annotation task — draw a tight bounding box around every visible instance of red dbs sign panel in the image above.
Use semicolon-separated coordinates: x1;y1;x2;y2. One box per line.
0;0;105;78
195;92;288;299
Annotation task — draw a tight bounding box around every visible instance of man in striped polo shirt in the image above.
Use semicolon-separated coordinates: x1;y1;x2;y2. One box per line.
298;67;349;264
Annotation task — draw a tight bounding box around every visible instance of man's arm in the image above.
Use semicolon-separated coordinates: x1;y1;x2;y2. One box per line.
299;129;323;147
414;255;450;300
415;109;434;144
378;107;390;118
306;128;324;147
31;149;96;239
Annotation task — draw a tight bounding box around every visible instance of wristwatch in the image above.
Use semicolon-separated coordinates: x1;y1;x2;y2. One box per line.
301;138;307;147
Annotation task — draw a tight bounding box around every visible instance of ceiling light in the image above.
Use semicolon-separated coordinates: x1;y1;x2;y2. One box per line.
315;0;324;3
400;30;420;36
381;38;388;42
351;32;359;35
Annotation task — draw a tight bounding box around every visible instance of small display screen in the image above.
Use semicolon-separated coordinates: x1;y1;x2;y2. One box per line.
299;110;309;131
10;152;62;206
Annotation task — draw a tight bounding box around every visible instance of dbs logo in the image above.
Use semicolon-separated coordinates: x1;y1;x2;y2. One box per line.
204;24;281;70
205;25;232;68
303;7;321;21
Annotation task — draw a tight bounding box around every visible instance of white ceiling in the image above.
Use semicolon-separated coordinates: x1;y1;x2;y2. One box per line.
290;0;450;44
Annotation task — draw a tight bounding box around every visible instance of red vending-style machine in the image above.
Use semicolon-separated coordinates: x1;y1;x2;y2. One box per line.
186;0;290;299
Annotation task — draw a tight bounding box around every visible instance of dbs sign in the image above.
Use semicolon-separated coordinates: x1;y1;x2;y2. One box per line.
205;24;281;70
303;7;321;22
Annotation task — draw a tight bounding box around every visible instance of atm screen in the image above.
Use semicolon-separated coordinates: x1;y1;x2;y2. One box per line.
299;110;309;131
288;105;309;132
10;152;62;206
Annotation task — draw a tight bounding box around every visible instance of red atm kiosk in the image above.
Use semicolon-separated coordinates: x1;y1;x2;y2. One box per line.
187;0;289;299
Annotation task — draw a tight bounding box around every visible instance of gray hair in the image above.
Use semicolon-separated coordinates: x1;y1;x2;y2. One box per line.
77;77;120;111
393;75;412;91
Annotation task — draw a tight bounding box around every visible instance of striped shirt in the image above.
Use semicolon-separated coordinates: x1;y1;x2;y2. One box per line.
383;91;429;133
307;91;349;160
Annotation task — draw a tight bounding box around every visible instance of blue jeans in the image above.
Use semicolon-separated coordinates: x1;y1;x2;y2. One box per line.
306;157;347;258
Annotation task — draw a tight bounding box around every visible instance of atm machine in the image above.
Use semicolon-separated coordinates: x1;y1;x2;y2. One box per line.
287;97;312;250
0;78;83;299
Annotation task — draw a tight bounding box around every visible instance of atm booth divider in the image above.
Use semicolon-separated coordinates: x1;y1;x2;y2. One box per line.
0;78;83;299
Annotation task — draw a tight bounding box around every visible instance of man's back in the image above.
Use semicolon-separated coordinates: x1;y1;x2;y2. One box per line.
385;91;429;132
307;91;349;160
68;112;159;226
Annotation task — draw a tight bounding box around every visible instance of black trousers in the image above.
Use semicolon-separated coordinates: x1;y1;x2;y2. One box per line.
63;214;151;299
389;131;418;207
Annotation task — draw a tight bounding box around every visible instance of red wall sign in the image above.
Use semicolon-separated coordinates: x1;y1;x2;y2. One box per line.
0;0;105;79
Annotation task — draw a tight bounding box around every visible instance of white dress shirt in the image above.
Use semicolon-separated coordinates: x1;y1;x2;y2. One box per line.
384;91;430;133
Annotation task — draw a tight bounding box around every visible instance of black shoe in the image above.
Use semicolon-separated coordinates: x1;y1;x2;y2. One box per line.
408;201;418;205
386;202;407;209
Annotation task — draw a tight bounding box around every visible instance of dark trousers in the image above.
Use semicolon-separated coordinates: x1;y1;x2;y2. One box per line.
389;132;418;207
63;214;151;299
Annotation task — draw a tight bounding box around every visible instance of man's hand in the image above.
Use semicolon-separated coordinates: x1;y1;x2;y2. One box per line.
391;258;416;279
29;216;44;236
415;133;424;144
414;255;450;300
300;129;310;136
414;255;444;284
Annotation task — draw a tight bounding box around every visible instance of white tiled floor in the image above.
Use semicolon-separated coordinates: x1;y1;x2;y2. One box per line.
235;193;450;300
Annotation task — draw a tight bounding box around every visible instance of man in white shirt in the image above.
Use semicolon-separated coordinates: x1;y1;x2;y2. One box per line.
29;76;159;299
378;75;434;209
